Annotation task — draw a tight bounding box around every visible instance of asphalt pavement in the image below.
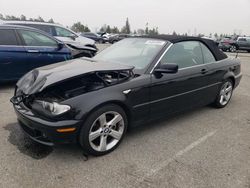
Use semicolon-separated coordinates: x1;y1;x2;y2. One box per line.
0;49;249;188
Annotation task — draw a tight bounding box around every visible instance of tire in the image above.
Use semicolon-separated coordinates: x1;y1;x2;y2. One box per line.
99;39;104;44
79;104;128;156
213;79;233;108
229;45;237;53
247;50;250;53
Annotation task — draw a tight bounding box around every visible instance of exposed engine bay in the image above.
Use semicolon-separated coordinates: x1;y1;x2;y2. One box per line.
33;70;134;102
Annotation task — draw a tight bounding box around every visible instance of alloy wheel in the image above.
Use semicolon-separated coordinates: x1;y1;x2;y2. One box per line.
88;111;125;152
219;81;233;106
230;45;237;52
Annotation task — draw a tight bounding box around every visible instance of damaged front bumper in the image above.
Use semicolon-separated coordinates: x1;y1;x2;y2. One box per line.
13;102;82;146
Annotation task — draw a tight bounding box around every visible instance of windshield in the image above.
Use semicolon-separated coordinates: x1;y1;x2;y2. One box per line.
94;38;166;69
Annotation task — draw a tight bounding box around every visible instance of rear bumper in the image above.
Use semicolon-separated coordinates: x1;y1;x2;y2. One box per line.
14;104;82;146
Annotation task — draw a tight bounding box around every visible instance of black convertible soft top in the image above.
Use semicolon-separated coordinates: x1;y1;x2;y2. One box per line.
140;35;227;61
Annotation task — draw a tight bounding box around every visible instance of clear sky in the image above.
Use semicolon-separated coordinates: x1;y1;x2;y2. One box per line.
0;0;250;35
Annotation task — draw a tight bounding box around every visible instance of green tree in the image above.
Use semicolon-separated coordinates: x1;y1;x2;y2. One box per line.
148;27;159;35
34;16;45;22
214;33;218;39
106;25;111;33
71;22;90;33
20;15;26;21
145;22;149;34
137;29;145;35
121;18;131;34
48;18;54;23
172;31;177;35
5;15;20;20
125;17;130;34
100;24;107;32
111;26;119;34
0;13;4;20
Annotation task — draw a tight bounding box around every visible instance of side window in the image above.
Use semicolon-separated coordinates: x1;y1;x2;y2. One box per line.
55;26;76;37
161;41;203;69
200;43;216;63
28;24;54;36
238;38;246;42
0;29;19;45
19;30;57;47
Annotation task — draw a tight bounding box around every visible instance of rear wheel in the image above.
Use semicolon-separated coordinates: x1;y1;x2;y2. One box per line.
79;104;127;156
229;45;237;53
213;79;233;108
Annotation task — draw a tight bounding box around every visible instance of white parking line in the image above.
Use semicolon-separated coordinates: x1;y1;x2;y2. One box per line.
134;130;217;187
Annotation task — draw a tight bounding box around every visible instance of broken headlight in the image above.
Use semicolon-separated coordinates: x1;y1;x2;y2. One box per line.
36;100;71;116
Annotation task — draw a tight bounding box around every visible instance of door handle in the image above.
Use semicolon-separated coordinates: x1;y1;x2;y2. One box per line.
27;50;40;53
201;68;208;74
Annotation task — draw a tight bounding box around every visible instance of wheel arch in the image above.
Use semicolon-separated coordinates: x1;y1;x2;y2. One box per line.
223;71;235;87
81;100;132;128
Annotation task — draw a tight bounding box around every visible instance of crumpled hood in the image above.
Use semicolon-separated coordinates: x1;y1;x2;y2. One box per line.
55;35;95;45
65;42;97;52
16;58;134;95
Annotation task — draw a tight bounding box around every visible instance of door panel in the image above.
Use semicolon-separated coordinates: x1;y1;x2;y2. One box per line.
150;65;212;118
24;46;71;71
125;75;151;125
17;29;71;72
0;29;28;80
237;38;248;50
0;46;27;80
148;41;220;119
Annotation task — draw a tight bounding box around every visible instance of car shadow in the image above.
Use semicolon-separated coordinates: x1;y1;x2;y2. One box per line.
4;122;54;160
4;122;88;160
0;81;16;91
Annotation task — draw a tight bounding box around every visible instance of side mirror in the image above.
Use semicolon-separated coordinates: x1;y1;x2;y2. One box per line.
69;34;76;40
57;42;64;50
154;63;178;74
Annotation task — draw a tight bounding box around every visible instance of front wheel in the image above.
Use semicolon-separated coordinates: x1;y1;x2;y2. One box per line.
213;79;233;108
79;104;127;156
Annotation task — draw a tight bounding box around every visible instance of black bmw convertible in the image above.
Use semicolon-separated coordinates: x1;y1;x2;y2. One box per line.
11;35;242;156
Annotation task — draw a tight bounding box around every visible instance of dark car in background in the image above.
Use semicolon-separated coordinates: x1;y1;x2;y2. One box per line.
11;36;242;156
0;25;96;81
108;34;130;43
81;32;105;43
219;36;250;53
218;37;235;52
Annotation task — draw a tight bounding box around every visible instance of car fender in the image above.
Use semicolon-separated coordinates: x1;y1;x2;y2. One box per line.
222;71;236;86
64;88;132;121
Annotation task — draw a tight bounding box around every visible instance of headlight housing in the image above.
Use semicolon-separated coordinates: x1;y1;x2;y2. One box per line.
36;100;71;116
